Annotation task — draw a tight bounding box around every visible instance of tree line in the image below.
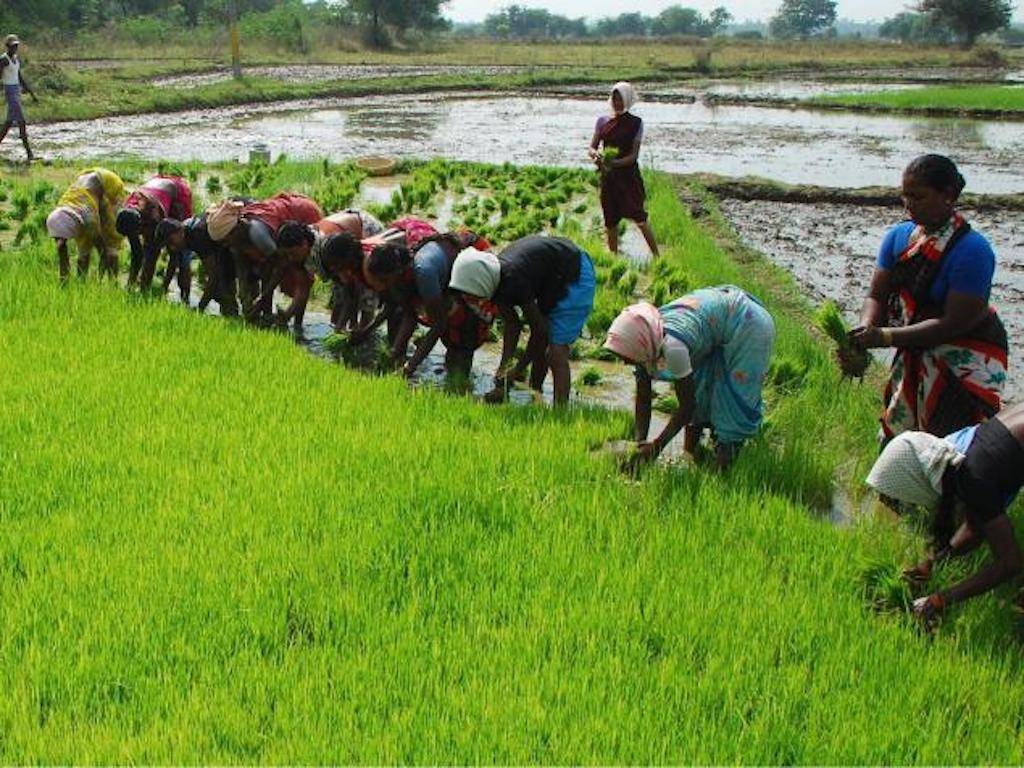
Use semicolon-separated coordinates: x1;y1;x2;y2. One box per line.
0;0;1015;49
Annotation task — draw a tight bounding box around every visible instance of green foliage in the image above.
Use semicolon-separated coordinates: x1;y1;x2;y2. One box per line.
579;366;603;386
878;11;953;43
918;0;1013;47
769;0;838;39
815;300;850;348
811;83;1024;115
768;356;808;393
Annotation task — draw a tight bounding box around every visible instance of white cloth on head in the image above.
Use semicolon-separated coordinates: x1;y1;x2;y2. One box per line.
610;81;637;113
449;247;500;298
46;207;83;240
866;431;965;509
660;335;692;380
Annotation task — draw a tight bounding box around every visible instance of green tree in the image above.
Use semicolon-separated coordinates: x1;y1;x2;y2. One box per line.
651;6;703;36
878;11;951;43
594;12;649;37
917;0;1013;47
703;6;733;35
348;0;447;47
769;0;837;39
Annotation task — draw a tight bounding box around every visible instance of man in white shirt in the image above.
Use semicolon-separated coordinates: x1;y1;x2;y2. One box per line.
0;34;38;162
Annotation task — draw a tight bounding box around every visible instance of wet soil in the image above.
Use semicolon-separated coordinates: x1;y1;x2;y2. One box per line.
17;92;1024;193
150;63;540;88
719;198;1024;400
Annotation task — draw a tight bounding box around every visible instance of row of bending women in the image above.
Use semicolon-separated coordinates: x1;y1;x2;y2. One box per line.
44;167;780;471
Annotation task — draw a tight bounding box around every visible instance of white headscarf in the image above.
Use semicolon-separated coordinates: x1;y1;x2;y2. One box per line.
46;207;84;240
866;432;966;509
449;247;500;299
610;81;638;114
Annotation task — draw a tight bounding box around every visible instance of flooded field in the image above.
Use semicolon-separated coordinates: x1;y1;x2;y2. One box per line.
548;79;916;102
20;92;1024;193
720;199;1024;399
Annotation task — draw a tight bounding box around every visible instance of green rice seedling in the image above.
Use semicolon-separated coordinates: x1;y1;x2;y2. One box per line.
617;270;639;295
816;300;850;348
653;392;679;414
579;367;603;386
322;332;350;355
31;182;56;206
10;190;30;222
205;175;222;195
859;556;914;614
768;356;808;393
3;163;1024;763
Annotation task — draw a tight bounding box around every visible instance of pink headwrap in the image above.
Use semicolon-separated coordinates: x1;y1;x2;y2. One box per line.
603;302;665;370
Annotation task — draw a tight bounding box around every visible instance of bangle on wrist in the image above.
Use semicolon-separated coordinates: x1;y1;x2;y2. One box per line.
881;328;893;346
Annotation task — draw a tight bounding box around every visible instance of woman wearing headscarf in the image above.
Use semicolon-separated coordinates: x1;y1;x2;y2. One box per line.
267;209;386;332
449;234;596;406
603;286;775;470
588;81;659;258
116;174;193;291
866;402;1024;630
847;154;1008;446
362;229;494;380
46;167;126;281
333;216;440;345
206;193;324;322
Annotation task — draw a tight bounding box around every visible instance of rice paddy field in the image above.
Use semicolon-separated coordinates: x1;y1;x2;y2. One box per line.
3;160;1024;762
810;84;1024;116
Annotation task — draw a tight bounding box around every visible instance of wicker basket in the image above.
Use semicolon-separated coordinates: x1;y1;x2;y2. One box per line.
355;156;397;177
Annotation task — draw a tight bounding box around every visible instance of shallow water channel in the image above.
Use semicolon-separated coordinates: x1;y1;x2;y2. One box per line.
20;92;1024;193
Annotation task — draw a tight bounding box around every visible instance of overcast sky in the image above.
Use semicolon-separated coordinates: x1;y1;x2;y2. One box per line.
445;0;1024;23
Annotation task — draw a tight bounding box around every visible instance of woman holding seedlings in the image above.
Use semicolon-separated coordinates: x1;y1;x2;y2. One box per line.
848;154;1008;445
271;209;385;331
365;229;494;379
589;81;659;259
116;174;193;292
46;167;126;281
154;213;236;314
331;216;440;344
449;234;596;406
866;401;1024;630
603;286;775;470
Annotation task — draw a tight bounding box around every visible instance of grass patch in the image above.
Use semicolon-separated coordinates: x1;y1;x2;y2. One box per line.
2;161;1024;761
810;84;1024;116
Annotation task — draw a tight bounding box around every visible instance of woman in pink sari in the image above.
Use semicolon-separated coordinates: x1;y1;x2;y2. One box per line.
117;175;193;291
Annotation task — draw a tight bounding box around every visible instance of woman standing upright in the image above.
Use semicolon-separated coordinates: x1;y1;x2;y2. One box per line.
589;82;659;258
847;155;1008;444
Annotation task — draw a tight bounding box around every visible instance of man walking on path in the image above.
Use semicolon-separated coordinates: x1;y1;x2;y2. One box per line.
0;34;37;162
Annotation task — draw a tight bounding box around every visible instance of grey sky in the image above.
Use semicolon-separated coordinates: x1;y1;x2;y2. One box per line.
445;0;1023;23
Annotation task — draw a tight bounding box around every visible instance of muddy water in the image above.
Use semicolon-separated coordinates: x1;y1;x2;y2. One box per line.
549;79;916;101
719;199;1024;400
20;92;1024;193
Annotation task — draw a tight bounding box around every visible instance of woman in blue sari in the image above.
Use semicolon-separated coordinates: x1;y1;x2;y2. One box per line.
604;285;775;469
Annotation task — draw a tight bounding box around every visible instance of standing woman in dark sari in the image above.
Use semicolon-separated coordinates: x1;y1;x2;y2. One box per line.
588;82;659;258
847;154;1008;445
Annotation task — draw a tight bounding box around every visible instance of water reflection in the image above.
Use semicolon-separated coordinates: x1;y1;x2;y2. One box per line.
344;103;444;143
